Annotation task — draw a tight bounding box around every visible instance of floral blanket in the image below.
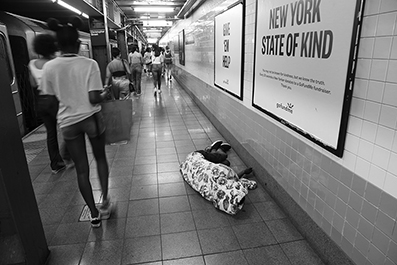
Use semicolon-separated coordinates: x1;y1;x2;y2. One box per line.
180;151;257;215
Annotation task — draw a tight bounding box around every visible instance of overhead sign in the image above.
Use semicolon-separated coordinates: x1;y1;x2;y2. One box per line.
253;0;364;157
214;1;244;99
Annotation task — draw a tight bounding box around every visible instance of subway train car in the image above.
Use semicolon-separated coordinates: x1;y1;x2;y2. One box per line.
0;11;92;136
0;22;23;135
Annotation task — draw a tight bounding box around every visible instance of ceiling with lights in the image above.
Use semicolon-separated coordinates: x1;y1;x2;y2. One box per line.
0;0;204;43
116;0;188;43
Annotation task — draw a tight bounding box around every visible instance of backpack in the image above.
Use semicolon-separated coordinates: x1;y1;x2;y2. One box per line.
164;52;172;64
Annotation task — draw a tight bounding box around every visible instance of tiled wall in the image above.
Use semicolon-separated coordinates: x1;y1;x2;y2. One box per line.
161;0;397;264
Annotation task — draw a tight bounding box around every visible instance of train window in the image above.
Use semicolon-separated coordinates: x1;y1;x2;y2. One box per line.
80;43;89;51
0;33;14;89
79;43;90;58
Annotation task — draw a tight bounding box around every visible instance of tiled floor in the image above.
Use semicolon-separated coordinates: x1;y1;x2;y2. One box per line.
25;74;325;265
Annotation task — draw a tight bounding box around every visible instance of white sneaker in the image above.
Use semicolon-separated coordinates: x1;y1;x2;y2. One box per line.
90;211;101;228
99;197;112;220
157;89;162;94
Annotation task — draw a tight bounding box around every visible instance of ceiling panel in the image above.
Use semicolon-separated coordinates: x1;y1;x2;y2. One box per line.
0;0;191;42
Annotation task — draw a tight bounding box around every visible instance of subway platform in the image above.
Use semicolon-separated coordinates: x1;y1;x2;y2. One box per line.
23;74;325;265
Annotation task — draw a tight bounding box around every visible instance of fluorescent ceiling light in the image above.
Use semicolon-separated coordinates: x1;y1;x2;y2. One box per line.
147;38;158;43
52;0;89;18
143;20;172;27
134;7;174;13
146;32;161;37
134;2;173;5
144;29;162;32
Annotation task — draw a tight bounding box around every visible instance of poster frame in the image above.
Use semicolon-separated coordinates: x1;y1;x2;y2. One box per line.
252;0;366;157
214;0;245;100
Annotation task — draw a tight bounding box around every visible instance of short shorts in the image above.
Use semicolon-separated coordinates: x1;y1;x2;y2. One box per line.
61;111;105;141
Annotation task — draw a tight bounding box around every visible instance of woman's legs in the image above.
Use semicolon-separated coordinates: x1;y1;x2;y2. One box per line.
136;69;142;94
88;132;109;202
152;67;159;88
152;66;162;92
112;83;120;100
131;68;137;94
157;67;162;90
65;134;99;218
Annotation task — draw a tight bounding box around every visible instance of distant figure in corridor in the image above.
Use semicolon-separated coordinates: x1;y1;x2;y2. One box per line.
164;46;173;82
151;44;164;96
128;45;143;96
105;47;131;100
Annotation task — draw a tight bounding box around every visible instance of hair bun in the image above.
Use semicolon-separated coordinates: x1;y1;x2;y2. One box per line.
47;18;61;31
70;16;83;30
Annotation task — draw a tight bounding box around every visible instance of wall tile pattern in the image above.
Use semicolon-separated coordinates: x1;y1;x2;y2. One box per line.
161;0;397;264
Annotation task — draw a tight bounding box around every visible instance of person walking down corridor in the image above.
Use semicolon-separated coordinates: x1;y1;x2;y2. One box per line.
143;47;152;76
41;16;112;228
164;46;173;82
151;45;164;96
128;45;143;96
105;47;131;100
28;33;72;174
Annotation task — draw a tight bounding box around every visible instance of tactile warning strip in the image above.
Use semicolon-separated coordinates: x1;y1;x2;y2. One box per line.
22;125;47;164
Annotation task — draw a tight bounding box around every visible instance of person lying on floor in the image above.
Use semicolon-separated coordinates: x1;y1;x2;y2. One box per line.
180;140;257;215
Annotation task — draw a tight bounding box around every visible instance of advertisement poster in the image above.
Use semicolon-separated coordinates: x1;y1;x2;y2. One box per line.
214;1;244;99
253;0;363;156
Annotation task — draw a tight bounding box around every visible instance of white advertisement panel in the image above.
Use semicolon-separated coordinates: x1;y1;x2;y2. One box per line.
215;2;244;99
253;0;362;156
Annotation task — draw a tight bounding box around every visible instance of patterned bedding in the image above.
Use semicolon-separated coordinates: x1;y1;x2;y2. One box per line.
180;151;257;215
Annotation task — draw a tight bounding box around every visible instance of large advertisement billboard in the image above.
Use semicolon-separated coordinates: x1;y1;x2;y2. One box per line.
214;1;244;99
253;0;364;157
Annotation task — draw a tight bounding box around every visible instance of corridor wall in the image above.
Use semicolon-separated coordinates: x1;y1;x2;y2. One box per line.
160;0;397;264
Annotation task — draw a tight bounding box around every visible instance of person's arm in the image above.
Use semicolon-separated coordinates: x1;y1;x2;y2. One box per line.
124;59;131;74
29;70;38;88
89;88;110;104
128;53;132;65
104;64;112;87
89;61;111;103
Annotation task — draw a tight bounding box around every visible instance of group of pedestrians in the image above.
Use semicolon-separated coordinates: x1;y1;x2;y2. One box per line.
28;16;175;228
104;44;174;98
29;16;111;228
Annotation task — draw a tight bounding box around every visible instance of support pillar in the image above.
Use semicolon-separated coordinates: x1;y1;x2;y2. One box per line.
117;30;128;59
0;40;49;265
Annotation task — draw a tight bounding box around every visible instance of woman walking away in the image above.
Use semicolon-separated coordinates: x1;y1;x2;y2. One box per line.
104;47;131;100
128;45;143;96
164;46;173;82
151;45;164;96
28;33;72;174
143;47;152;76
41;16;112;228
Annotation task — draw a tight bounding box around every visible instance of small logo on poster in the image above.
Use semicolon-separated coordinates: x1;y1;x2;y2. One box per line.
276;102;294;114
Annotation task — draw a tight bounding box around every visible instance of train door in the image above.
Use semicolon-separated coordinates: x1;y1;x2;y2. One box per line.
0;23;24;135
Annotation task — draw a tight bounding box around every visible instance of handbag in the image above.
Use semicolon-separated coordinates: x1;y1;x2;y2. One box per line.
101;98;132;144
